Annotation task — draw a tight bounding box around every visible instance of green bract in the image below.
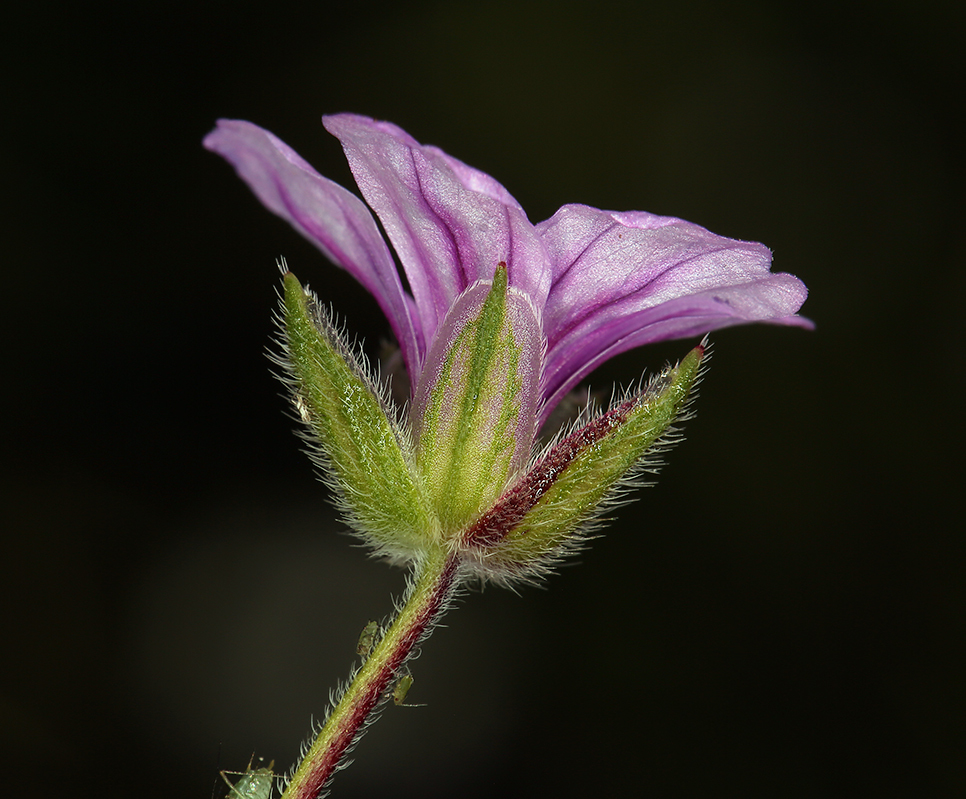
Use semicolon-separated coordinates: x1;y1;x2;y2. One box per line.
278;269;436;561
411;265;541;531
460;347;703;582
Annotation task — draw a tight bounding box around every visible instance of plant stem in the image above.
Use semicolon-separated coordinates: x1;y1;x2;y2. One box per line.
281;545;461;799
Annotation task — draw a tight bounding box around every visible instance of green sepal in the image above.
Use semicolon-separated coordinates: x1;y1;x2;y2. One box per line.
277;270;435;561
411;265;542;532
461;345;704;581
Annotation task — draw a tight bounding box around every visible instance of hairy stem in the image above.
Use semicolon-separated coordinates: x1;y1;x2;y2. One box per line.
281;546;461;799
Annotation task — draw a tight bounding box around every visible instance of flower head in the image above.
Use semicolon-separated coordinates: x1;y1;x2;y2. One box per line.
204;115;809;427
205;115;809;581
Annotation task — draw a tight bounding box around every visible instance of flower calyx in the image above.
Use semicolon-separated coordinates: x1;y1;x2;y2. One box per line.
278;262;703;584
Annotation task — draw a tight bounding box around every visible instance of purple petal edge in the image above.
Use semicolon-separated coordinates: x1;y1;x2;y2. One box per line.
535;204;810;424
322;114;551;348
203;119;423;375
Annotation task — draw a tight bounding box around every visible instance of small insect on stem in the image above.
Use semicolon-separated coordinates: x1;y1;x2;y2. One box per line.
392;671;425;707
356;620;379;659
221;756;276;799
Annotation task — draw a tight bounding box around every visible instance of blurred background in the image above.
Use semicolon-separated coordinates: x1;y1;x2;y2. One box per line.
3;1;963;796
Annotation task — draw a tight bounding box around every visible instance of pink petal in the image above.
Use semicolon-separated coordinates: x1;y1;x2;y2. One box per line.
203;119;423;374
537;204;810;423
322;114;551;348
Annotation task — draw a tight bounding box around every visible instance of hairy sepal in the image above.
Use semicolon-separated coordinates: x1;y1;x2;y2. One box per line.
460;345;705;583
411;264;542;532
277;269;435;561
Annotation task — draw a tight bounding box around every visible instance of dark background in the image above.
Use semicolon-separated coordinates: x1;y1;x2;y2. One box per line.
4;1;963;796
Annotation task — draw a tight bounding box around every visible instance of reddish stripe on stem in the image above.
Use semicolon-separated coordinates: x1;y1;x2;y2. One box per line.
290;552;461;799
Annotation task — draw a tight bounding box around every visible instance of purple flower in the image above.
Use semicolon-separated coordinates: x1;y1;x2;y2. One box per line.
204;114;810;427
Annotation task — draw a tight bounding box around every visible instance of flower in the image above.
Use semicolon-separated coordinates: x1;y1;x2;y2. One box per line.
208;118;814;798
205;115;810;580
203;115;810;429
